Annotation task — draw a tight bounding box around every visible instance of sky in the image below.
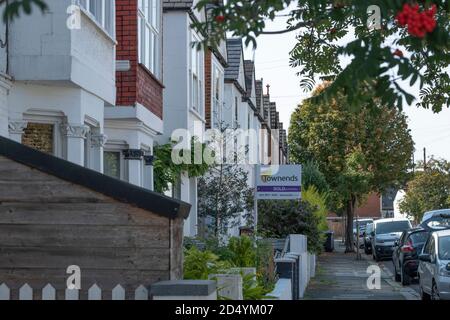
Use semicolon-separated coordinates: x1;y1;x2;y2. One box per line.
243;9;450;162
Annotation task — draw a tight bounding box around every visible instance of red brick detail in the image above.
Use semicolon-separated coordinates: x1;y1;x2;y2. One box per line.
115;0;163;119
204;50;212;129
328;193;381;219
355;193;381;218
137;65;163;119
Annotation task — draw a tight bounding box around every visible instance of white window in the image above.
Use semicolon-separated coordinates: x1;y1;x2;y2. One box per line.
78;0;115;36
212;65;223;127
138;0;161;78
103;147;128;181
190;34;204;116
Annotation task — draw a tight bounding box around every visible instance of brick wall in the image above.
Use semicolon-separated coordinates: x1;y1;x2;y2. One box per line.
355;193;381;218
115;0;163;119
22;123;54;154
204;50;212;129
137;66;163;119
328;193;382;219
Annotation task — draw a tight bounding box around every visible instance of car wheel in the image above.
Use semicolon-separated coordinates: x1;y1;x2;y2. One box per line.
431;281;440;300
394;263;401;282
401;266;410;286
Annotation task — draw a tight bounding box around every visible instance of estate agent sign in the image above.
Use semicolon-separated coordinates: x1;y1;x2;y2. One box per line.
256;165;302;200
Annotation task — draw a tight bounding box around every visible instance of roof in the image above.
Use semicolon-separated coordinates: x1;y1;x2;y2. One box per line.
255;80;263;109
163;0;193;10
243;60;254;97
225;38;243;81
0;136;191;220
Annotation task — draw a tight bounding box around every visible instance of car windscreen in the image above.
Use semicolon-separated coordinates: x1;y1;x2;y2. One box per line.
408;231;428;245
375;221;411;234
354;220;371;228
438;236;450;260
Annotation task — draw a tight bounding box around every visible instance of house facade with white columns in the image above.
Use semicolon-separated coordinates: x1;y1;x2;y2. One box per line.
3;0;115;173
0;0;165;191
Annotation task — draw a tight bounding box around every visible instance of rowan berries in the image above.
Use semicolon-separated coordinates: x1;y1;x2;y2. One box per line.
395;3;437;38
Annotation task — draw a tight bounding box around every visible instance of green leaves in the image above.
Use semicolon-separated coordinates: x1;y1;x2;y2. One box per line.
153;139;211;193
192;0;450;112
2;0;48;22
400;158;450;223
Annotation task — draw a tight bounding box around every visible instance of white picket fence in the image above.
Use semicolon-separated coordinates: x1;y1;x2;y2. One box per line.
0;283;150;300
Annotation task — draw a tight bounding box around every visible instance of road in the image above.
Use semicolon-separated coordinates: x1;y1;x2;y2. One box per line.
357;247;421;297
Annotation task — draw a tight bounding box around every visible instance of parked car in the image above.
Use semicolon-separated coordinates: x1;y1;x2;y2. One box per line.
418;229;450;300
421;209;450;230
353;218;373;249
370;218;412;261
364;223;374;254
392;228;429;285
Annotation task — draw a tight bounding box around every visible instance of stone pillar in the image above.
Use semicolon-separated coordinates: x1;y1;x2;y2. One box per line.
209;274;243;300
90;133;108;173
143;155;154;191
8;120;28;143
0;74;12;138
123;149;144;186
61;124;90;166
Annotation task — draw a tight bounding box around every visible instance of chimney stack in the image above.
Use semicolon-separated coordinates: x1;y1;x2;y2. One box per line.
266;84;270;95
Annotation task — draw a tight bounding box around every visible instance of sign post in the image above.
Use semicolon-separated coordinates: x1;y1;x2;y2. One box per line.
254;165;302;234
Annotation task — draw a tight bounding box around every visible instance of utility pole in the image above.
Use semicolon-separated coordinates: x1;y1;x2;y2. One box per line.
423;147;427;170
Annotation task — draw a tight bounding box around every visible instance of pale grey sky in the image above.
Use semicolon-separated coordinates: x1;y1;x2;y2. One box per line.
244;10;450;162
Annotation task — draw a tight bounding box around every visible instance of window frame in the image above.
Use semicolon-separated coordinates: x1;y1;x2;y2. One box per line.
138;0;161;78
190;32;204;117
78;0;115;37
103;148;128;181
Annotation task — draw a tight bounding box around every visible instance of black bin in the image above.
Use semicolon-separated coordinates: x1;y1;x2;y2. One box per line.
324;231;334;252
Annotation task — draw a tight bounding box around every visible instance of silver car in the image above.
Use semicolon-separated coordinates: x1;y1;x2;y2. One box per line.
418;229;450;300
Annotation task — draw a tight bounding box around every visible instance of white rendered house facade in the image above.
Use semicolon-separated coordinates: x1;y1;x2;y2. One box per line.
162;0;207;237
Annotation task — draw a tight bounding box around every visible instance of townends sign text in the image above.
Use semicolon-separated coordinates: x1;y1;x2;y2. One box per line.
256;165;302;200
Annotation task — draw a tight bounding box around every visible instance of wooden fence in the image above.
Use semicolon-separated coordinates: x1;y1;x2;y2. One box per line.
0;283;151;300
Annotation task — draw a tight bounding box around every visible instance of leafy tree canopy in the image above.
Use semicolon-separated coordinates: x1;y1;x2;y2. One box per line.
289;83;414;250
194;0;450;112
400;158;450;222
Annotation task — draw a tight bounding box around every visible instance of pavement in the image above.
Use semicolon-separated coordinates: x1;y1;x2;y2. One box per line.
304;240;420;300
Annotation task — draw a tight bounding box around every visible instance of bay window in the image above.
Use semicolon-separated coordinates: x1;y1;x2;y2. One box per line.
78;0;115;37
138;0;161;78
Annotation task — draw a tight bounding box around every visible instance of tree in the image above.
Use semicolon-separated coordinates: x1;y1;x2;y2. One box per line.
400;158;450;223
198;163;254;238
1;0;47;21
194;0;450;113
289;83;414;252
301;160;329;195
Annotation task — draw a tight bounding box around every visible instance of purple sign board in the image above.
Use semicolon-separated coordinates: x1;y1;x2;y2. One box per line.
256;165;302;200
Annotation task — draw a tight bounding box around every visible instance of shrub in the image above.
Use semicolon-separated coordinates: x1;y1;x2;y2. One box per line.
258;199;324;254
183;246;230;280
227;236;256;267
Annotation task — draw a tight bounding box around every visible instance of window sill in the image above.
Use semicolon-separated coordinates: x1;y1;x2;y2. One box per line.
79;7;117;45
189;108;206;123
138;64;165;89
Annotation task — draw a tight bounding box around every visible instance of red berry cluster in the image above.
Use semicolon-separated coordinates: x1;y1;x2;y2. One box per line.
395;3;437;38
215;15;226;23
